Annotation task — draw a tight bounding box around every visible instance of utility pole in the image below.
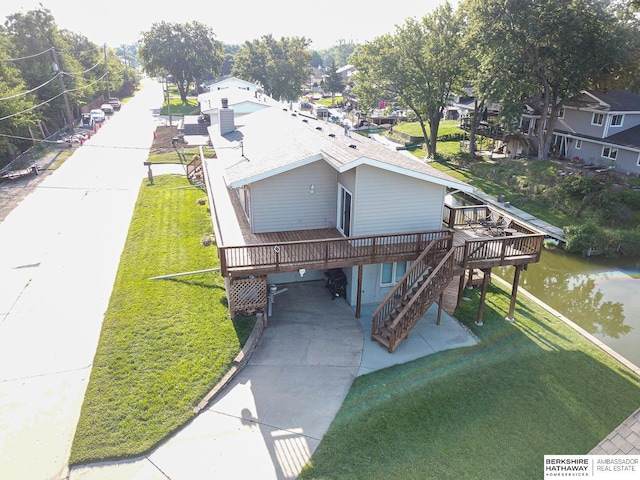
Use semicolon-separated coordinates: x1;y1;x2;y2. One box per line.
104;43;110;99
165;75;172;127
51;47;75;130
122;45;129;82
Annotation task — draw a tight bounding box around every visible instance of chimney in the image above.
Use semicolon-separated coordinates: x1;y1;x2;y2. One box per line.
219;98;235;134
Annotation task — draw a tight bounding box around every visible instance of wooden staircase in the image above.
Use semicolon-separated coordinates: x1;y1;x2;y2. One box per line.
371;235;455;353
186;155;204;185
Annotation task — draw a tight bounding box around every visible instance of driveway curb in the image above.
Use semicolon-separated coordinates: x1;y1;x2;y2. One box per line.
194;313;265;414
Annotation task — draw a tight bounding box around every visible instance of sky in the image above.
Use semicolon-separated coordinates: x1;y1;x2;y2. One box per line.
1;0;456;50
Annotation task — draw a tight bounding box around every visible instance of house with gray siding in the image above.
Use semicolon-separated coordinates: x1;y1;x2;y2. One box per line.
201;93;545;352
513;90;640;174
205;99;473;308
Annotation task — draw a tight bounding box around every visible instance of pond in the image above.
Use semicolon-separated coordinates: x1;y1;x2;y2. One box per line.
495;250;640;367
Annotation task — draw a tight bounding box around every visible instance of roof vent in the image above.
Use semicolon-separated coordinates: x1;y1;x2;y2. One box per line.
291;113;297;117
328;133;336;138
315;126;322;131
283;108;288;111
302;119;308;123
349;144;357;149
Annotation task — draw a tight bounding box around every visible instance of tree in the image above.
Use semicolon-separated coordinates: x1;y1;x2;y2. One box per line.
352;2;465;158
464;0;628;161
321;59;344;106
2;7;79;131
232;35;311;102
310;50;323;69
320;39;358;69
139;21;224;102
0;37;39;163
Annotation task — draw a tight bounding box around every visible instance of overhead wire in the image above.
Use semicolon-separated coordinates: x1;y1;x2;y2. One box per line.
0;72;108;121
0;74;59;102
0;132;154;150
1;46;54;62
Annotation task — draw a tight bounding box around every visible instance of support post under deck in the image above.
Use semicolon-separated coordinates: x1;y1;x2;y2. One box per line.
475;268;492;326
506;265;523;322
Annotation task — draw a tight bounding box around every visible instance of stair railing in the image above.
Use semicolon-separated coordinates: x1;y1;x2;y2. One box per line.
371;234;451;339
383;249;456;352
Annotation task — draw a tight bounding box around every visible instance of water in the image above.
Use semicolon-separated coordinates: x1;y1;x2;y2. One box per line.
495;250;640;367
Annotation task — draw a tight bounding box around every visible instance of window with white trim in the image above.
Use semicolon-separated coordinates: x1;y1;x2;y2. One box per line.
575;139;582;150
380;262;408;286
602;146;618;160
592;113;604;126
558;108;565;119
611;114;624;127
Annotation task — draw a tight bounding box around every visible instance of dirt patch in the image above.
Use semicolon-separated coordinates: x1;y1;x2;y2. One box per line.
151;126;179;153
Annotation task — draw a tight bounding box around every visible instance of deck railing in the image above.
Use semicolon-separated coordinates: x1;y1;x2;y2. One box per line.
219;229;452;276
455;234;544;270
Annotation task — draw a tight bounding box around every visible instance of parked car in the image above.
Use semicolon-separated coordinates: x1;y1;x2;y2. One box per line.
79;113;95;128
100;103;114;115
90;109;106;123
106;97;121;110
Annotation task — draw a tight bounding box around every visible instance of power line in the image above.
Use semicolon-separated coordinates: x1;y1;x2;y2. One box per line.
61;58;104;76
0;132;155;150
0;72;108;122
0;74;59;102
1;47;54;62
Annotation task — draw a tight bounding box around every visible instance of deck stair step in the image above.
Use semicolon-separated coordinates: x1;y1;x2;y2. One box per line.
372;333;391;349
371;238;455;352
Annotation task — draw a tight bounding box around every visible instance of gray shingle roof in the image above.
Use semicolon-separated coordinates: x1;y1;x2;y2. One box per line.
210;105;473;192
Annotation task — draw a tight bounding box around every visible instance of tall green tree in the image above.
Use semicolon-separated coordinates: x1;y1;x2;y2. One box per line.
232;35;311;101
139;21;224;102
0;36;39;162
352;2;465;157
464;0;628;160
320;39;358;69
321;59;344;106
2;7;80;131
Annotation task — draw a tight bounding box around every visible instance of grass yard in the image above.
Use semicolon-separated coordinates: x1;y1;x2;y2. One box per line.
149;146;216;165
428;158;574;228
160;96;199;116
70;174;255;465
299;281;640;479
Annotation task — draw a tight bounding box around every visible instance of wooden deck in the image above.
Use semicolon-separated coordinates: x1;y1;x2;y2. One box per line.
215;198;543;278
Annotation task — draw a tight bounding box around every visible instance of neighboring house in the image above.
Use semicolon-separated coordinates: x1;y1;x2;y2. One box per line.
201;76;261;94
197;84;274;126
203;95;544;351
336;64;357;84
512;90;640;174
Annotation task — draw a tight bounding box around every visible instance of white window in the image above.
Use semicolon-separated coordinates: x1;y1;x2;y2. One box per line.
558;108;565;119
575;139;582;150
380;262;408;286
602;146;618;160
592;113;604;126
611;114;624;127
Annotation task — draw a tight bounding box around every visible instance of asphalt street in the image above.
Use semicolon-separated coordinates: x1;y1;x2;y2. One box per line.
0;78;163;480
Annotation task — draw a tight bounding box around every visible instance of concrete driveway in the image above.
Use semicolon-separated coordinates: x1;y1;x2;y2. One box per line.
69;280;476;480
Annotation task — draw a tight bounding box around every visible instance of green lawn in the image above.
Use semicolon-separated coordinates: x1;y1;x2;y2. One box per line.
317;96;344;107
70;174;255;465
149;146;216;165
160;97;199;116
393;119;463;138
300;281;640;479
